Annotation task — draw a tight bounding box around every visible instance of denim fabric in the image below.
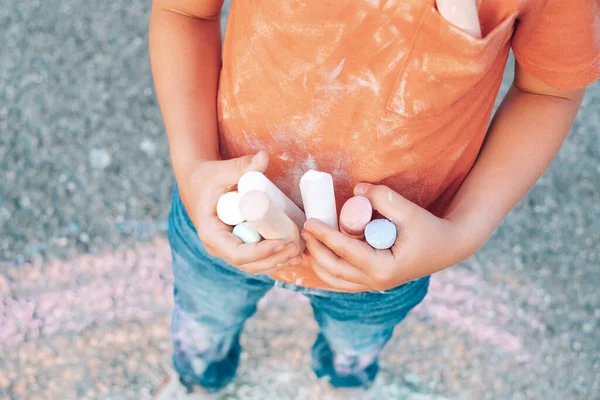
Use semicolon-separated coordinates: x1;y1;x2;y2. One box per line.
168;185;429;392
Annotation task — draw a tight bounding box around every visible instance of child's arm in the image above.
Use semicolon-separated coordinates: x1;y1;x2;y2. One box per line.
301;65;585;292
149;1;222;179
441;65;584;254
149;1;303;273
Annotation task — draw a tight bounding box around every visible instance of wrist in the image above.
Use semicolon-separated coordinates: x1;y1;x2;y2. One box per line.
171;146;218;184
171;152;219;224
444;207;496;259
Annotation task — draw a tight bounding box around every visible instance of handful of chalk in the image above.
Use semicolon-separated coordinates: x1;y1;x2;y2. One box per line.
214;164;399;251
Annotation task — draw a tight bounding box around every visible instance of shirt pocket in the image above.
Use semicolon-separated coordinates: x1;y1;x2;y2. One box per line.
387;7;517;118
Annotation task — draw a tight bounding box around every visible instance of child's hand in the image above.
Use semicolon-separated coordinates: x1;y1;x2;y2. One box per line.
180;151;303;275
302;183;475;292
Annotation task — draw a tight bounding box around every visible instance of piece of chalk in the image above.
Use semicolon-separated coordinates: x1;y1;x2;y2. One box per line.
216;191;245;226
299;170;338;230
365;219;397;250
238;171;306;229
232;222;262;244
436;0;481;39
239;190;305;252
339;196;372;239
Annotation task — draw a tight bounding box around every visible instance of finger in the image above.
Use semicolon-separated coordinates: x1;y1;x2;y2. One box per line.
215;151;269;186
244;150;269;173
303;231;374;286
303;219;381;271
264;254;304;275
198;217;286;265
311;262;371;292
354;183;421;224
239;242;303;274
244;254;303;276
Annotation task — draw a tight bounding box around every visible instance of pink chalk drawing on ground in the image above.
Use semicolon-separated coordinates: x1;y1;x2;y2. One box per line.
1;240;543;361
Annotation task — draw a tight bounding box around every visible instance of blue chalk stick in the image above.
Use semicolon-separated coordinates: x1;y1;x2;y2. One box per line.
365;219;397;250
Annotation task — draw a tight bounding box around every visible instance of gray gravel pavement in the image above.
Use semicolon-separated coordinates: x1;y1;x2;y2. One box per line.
1;1;599;399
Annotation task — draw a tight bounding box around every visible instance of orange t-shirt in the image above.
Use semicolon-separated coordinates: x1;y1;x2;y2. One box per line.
206;1;599;290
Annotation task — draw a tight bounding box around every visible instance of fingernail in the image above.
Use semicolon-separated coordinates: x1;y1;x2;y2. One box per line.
305;220;322;233
273;243;285;252
301;233;309;241
252;150;266;163
303;220;314;231
354;183;370;195
289;256;303;265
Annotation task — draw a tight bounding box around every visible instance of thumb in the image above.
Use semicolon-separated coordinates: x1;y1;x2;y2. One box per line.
217;151;269;185
353;183;422;224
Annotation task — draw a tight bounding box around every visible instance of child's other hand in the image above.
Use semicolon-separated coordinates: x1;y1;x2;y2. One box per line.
179;151;303;275
302;183;476;292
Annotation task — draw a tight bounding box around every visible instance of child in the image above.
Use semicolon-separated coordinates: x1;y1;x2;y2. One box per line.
149;0;599;397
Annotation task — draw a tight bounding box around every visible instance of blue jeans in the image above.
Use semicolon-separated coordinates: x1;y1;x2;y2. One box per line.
168;186;429;393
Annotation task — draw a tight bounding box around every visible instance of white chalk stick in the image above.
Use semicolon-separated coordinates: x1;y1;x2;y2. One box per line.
436;0;481;39
238;171;306;228
232;222;262;244
365;219;397;250
216;191;245;226
299;170;338;230
239;190;305;252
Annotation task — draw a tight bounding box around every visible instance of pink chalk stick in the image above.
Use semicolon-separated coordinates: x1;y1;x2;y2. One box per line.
239;190;305;252
339;196;372;239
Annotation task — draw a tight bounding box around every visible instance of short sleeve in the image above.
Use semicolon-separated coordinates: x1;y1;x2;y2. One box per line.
196;0;224;19
170;0;224;20
512;0;600;90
